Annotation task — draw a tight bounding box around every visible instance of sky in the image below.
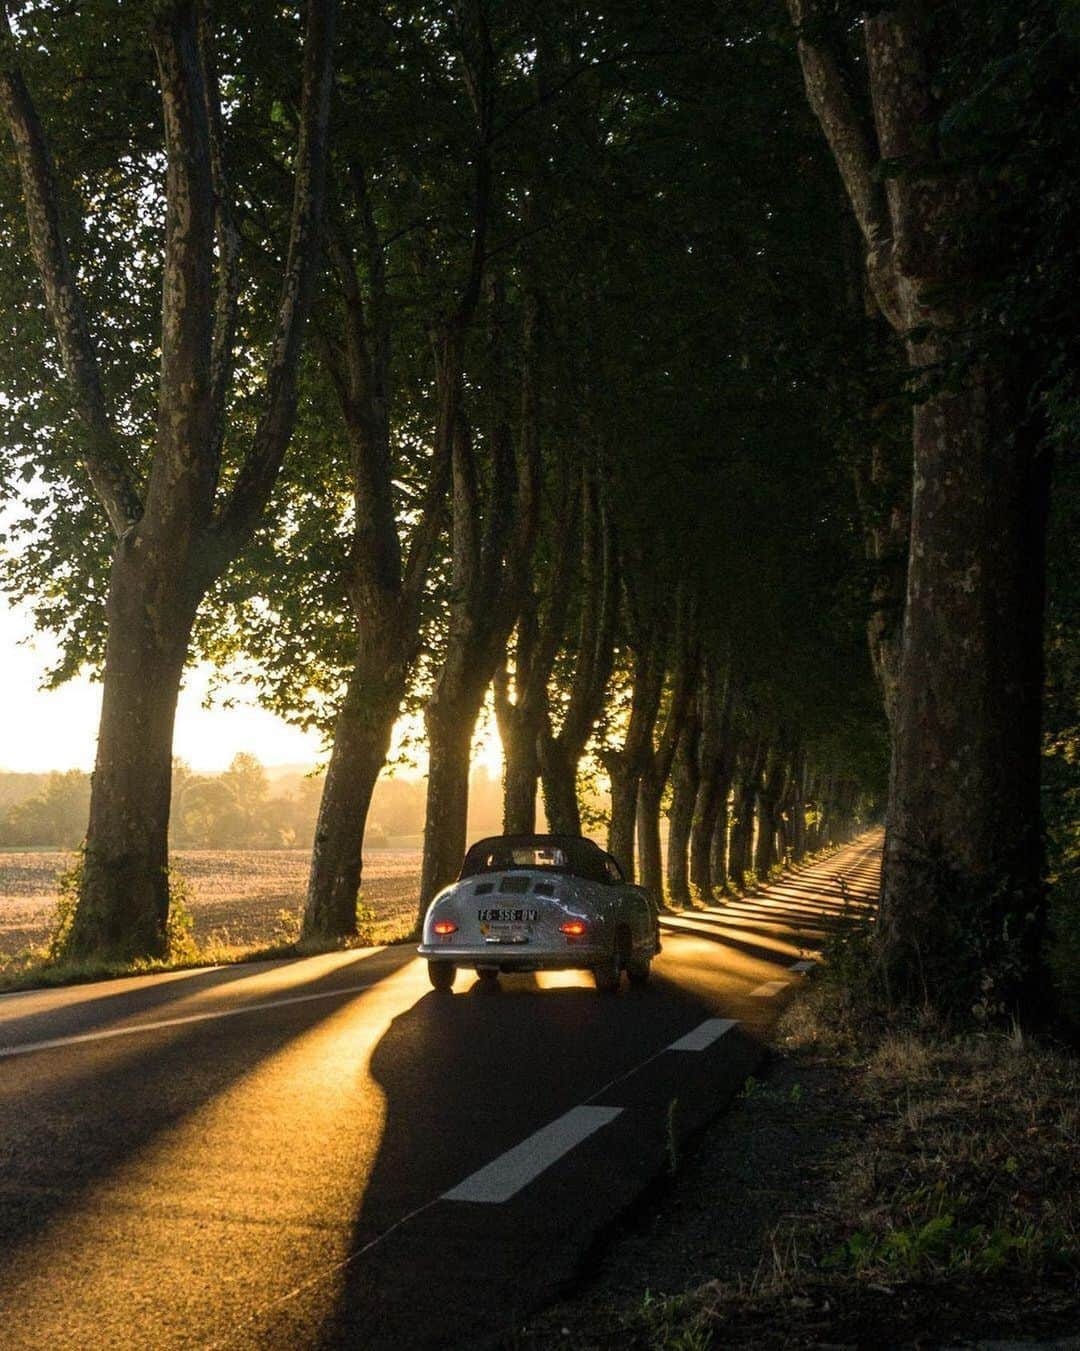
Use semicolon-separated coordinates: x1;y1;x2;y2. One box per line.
0;599;325;773
0;597;504;778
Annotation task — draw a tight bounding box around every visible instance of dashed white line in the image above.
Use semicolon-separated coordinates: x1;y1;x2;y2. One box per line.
443;1105;623;1204
0;981;385;1059
749;980;789;997
667;1018;738;1051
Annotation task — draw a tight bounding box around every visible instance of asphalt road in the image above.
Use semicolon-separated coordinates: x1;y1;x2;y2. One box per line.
0;835;881;1349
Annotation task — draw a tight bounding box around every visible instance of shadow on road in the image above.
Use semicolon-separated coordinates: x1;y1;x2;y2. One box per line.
0;946;414;1264
309;967;725;1350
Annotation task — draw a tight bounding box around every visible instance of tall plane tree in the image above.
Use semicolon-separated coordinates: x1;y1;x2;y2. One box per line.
0;1;335;959
787;0;1050;1011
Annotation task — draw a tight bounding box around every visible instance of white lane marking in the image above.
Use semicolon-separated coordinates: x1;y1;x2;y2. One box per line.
789;959;816;973
0;981;385;1059
443;1105;623;1204
749;980;789;997
667;1018;738;1051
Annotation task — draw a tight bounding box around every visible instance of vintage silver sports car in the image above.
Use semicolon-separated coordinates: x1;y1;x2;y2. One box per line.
417;833;660;993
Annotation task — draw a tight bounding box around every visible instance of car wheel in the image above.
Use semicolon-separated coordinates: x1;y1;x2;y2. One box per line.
477;967;500;983
627;954;651;985
592;946;622;994
428;961;456;992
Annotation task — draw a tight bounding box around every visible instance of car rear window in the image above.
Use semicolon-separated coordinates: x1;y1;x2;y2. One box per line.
471;844;569;872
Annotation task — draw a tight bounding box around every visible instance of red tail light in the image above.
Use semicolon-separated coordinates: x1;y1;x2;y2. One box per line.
433;920;458;935
559;920;587;937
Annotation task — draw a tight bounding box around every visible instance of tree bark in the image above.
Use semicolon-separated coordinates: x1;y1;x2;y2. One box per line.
303;620;406;940
729;737;765;891
2;1;335;961
754;751;787;878
419;693;485;911
789;0;1050;1013
665;707;700;906
689;667;735;901
637;601;698;901
68;552;199;958
538;465;618;833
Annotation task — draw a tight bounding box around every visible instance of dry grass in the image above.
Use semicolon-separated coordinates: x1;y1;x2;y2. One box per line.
617;1020;1080;1348
0;848;422;969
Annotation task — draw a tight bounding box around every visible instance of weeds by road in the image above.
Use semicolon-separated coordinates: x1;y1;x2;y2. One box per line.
518;992;1079;1349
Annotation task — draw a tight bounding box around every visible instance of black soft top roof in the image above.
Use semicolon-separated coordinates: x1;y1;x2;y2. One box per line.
459;833;614;882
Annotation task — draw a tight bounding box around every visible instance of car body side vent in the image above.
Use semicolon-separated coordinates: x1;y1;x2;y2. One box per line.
499;875;531;894
532;881;555;897
474;881;495;895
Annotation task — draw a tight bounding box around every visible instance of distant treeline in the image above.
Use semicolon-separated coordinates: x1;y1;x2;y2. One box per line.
0;756;511;851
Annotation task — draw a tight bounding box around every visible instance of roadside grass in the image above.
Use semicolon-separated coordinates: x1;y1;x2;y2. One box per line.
596;995;1080;1349
0;849;420;993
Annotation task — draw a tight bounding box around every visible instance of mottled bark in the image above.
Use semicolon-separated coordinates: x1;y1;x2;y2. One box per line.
538;467;618;833
754;751;787;878
729;737;765;891
303;617;407;940
68;550;199;958
789;1;1049;1012
1;1;336;961
665;706;701;906
689;666;735;901
417;284;541;919
605;608;668;881
637;600;698;901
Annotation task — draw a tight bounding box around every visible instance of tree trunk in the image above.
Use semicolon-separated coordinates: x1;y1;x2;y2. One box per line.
789;0;1050;1015
754;753;786;878
538;732;581;835
67;548;197;960
419;697;481;915
505;718;546;832
709;795;729;891
636;776;664;902
788;750;807;863
665;712;700;906
608;768;639;881
303;627;406;941
729;739;765;891
689;671;734;901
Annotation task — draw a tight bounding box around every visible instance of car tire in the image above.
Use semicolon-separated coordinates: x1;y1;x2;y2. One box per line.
477;967;500;983
592;947;622;994
627;954;651;985
428;961;456;992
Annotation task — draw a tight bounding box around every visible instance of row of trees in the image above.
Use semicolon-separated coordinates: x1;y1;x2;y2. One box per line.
1;0;1074;1020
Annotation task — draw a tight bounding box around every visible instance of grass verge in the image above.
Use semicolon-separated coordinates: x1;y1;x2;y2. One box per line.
524;989;1079;1348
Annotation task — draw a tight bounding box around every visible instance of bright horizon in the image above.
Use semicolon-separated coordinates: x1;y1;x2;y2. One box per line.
0;600;504;778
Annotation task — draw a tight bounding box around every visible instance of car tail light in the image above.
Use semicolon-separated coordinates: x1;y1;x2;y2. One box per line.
433;920;458;935
559;920;587;937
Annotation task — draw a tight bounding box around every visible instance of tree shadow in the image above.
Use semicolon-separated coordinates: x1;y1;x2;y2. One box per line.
309;968;724;1349
0;949;399;1050
0;946;413;1266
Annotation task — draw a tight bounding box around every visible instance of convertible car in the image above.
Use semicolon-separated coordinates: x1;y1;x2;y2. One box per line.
417;833;660;993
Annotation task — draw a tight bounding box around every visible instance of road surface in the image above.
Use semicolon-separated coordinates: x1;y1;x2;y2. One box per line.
0;835;880;1348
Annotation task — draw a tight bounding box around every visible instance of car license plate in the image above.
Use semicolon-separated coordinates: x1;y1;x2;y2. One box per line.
484;924;530;944
477;908;539;922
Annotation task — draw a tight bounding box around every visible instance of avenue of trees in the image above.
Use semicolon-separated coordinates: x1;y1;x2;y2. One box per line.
1;0;1076;1023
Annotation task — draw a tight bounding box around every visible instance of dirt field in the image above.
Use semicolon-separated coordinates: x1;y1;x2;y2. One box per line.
0;849;422;961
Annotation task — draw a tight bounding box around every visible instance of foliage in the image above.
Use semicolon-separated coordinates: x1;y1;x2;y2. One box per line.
50;851;198;963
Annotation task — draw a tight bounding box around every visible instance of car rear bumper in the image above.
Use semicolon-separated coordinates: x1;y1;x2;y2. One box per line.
417;942;609;971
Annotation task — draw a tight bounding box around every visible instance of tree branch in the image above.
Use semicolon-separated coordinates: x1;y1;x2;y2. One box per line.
208;0;337;567
786;0;902;326
0;6;140;535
